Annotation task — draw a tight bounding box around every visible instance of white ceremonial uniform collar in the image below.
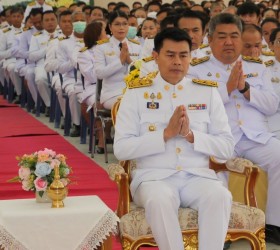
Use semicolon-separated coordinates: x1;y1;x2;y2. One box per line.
211;54;239;72
111;35;127;46
156;72;186;88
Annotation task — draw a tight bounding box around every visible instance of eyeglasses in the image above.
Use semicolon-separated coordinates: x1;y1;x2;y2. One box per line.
112;22;129;27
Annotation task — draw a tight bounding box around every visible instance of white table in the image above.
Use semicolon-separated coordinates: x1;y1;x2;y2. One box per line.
0;195;119;250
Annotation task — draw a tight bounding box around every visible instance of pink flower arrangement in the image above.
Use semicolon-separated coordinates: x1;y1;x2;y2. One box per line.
8;148;72;197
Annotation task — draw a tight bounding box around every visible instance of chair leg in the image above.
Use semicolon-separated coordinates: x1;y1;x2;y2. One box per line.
54;98;62;128
49;87;56;123
80;115;87;144
88;110;94;153
8;78;14;103
64;96;71;136
36;94;42;117
3;78;8;99
20;77;27;108
101;119;108;163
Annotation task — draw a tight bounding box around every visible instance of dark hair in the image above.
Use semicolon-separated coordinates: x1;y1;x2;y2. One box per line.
69;3;78;8
58;10;72;22
175;9;208;32
270;27;280;43
108;2;117;8
156;7;173;17
154;27;192;52
77;1;86;7
160;15;176;30
114;2;130;11
90;6;104;15
10;6;24;15
108;10;128;25
237;2;260;16
29;8;43;17
209;13;242;36
171;2;187;9
261;17;279;28
146;1;162;11
83;21;103;48
142;17;158;27
25;15;31;23
42;10;56;20
82;5;93;12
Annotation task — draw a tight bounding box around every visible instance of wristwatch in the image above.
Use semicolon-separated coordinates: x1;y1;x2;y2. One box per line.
239;81;250;94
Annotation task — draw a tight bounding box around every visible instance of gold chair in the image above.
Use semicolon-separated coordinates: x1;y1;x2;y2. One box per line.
108;158;266;250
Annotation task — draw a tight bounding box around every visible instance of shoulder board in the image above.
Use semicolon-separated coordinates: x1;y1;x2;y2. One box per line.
15;31;22;35
28;1;36;6
45;2;52;6
242;56;263;64
96;38;109;45
1;24;9;29
79;47;88;53
190;56;210;66
127;71;158;89
58;36;68;41
262;44;267;49
3;27;11;33
199;44;209;49
262;50;275;57
192;78;218;87
49;36;57;41
142;56;154;63
23;27;32;32
264;60;274;67
128;38;140;45
33;31;42;36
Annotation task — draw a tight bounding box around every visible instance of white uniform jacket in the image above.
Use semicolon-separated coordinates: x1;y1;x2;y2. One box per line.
77;47;96;103
266;59;280;138
114;73;235;197
94;36;140;105
24;1;53;21
188;55;279;144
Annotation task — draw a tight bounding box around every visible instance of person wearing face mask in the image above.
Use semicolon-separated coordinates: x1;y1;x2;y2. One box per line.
94;10;141;110
56;11;86;137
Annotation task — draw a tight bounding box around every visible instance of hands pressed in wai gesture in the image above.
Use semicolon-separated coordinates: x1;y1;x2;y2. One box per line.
164;105;194;143
120;42;132;65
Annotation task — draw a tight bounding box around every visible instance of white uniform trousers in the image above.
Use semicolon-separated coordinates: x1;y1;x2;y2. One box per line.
234;136;280;227
63;81;81;126
35;66;50;107
103;95;119;110
25;66;37;104
52;75;66;117
6;62;21;96
133;171;232;250
83;95;95;107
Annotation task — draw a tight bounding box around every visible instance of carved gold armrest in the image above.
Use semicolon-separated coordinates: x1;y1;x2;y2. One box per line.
210;157;259;208
108;163;130;218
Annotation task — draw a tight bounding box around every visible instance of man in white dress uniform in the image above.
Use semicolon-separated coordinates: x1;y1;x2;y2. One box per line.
114;28;235;250
188;13;280;245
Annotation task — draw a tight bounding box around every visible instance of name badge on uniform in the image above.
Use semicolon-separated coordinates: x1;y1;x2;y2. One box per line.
244;72;258;78
188;104;207;110
147;102;159;109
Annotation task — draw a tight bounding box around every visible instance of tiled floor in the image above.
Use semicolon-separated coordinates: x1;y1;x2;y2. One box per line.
34;113;280;250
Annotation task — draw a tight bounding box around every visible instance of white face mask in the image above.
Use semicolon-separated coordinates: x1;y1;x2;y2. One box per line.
137;17;145;26
147;11;157;19
273;5;278;9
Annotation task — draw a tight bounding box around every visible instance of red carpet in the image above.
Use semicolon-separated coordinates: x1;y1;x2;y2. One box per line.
0;96;157;250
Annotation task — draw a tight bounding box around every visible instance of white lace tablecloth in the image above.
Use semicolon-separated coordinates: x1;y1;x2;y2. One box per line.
0;195;119;250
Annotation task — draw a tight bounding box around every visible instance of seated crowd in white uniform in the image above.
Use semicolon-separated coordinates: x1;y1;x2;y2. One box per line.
1;0;280;248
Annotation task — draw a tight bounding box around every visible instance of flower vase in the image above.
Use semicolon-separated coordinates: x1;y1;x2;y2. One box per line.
35;191;51;203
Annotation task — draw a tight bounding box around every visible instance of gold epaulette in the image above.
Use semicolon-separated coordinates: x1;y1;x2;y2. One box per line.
49;36;57;41
242;56;263;64
192;78;218;87
28;1;36;6
127;71;158;89
128;38;140;45
142;56;154;63
2;27;11;33
33;31;42;36
190;56;210;66
262;50;275;57
15;31;22;35
96;38;109;45
264;60;274;67
79;46;88;53
199;44;209;49
23;26;32;32
58;36;68;41
1;24;9;29
262;44;267;49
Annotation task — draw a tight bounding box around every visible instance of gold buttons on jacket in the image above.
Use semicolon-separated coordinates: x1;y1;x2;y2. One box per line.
176;147;181;154
236;104;241;109
148;124;156;131
238;120;243;126
172;93;177;98
176;166;182;170
164;85;170;91
177;85;183;90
